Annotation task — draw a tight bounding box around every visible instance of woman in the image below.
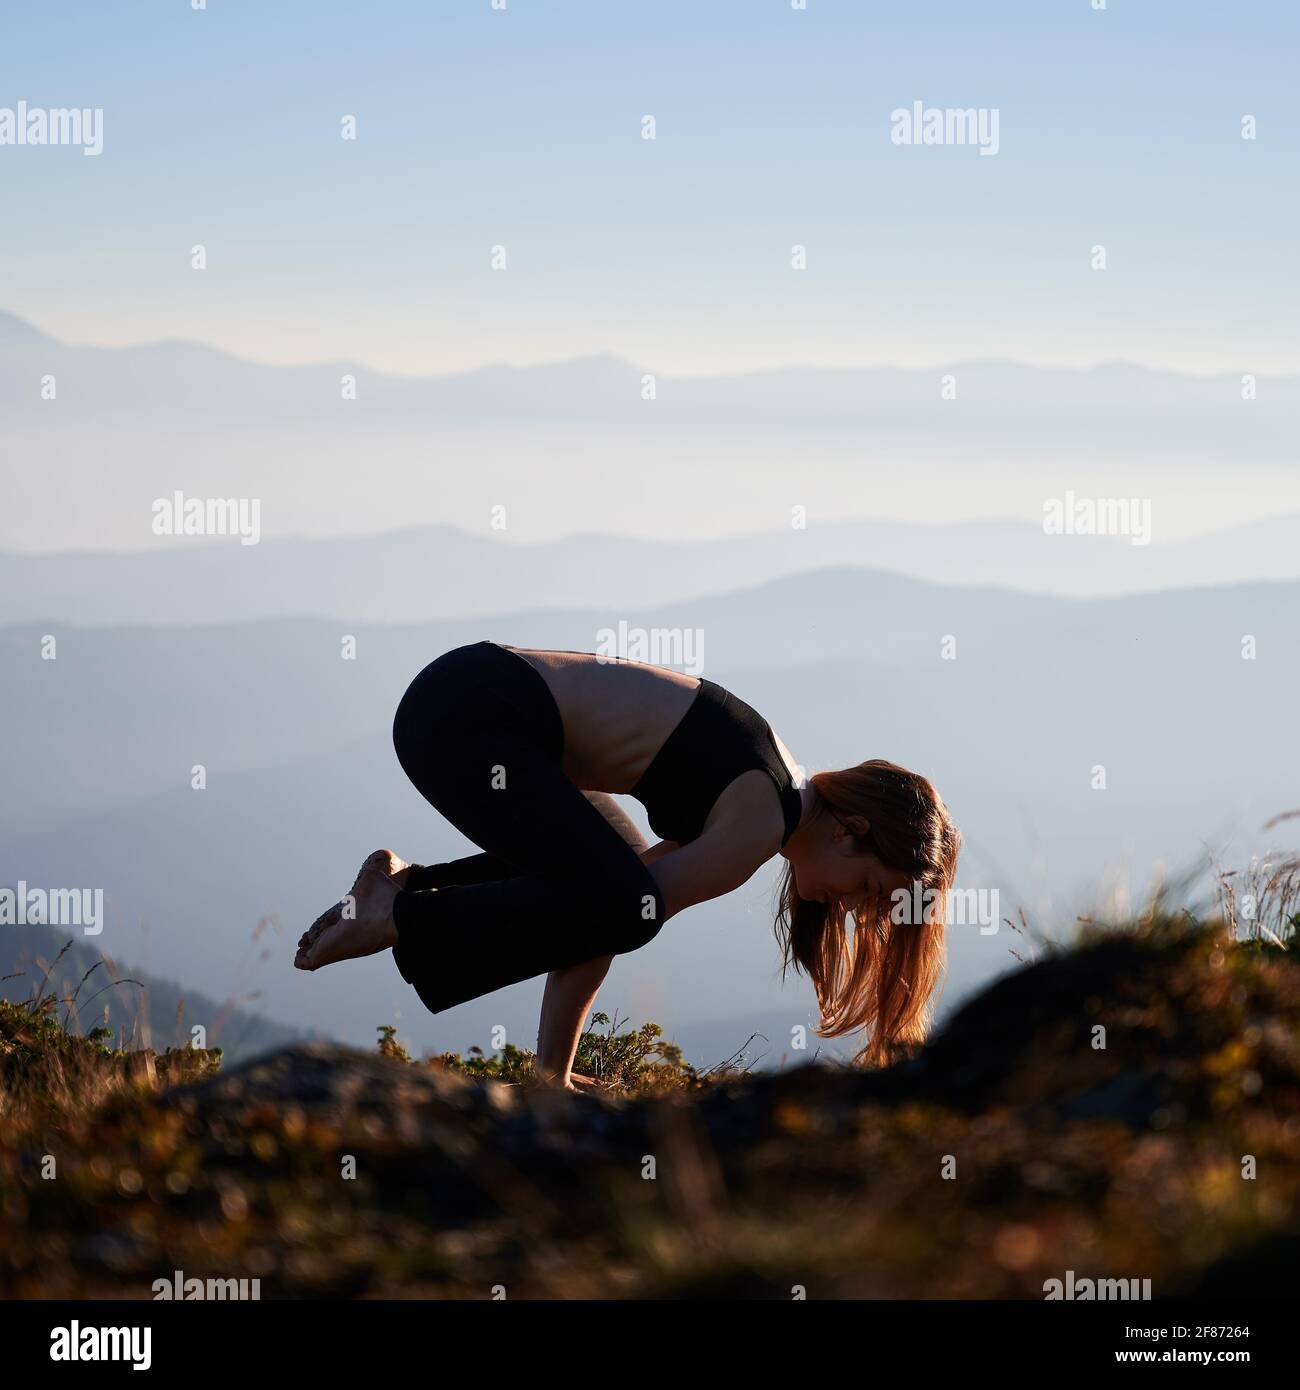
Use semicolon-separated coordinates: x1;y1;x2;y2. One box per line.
295;641;959;1086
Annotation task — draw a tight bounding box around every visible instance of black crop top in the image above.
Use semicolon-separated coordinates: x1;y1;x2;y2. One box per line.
628;678;804;846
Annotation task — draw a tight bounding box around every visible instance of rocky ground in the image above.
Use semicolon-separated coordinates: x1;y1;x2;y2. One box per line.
2;917;1298;1299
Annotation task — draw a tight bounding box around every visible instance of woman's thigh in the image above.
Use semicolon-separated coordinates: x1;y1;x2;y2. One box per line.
398;687;650;895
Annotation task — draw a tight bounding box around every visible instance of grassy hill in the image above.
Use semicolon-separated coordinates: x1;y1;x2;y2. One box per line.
1;910;1296;1300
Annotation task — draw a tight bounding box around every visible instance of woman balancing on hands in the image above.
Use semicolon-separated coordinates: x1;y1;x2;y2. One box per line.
295;642;960;1087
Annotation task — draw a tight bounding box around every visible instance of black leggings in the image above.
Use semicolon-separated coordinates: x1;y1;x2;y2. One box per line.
389;642;666;1013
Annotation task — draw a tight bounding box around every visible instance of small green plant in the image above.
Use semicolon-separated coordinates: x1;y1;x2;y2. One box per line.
435;1040;536;1083
376;1009;729;1095
376;1024;411;1062
573;1010;703;1093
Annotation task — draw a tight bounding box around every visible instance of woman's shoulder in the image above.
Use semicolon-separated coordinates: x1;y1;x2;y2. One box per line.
704;768;792;859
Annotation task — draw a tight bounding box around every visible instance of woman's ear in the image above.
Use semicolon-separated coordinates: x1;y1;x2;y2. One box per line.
835;813;871;841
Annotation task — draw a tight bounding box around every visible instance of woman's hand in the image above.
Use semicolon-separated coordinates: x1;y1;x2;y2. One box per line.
535;1068;600;1093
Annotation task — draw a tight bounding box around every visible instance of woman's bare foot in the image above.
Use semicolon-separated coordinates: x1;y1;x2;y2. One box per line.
295;850;409;971
296;849;408;958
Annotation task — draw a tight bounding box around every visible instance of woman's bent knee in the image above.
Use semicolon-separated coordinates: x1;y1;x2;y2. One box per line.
582;865;665;955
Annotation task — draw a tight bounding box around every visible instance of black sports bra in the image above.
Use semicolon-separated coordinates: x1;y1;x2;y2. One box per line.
628;678;803;847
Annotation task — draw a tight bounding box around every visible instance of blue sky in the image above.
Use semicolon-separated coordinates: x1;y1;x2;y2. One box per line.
2;0;1297;374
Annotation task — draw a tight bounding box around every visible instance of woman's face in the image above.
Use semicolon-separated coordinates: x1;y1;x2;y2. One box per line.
790;817;913;915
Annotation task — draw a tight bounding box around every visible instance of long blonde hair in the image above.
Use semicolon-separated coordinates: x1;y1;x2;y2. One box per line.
775;760;959;1067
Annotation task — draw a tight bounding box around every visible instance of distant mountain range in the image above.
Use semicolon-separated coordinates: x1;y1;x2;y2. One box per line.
6;309;1300;418
3;308;1297;554
3;514;1300;628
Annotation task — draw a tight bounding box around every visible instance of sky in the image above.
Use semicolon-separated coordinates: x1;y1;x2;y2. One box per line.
3;0;1299;376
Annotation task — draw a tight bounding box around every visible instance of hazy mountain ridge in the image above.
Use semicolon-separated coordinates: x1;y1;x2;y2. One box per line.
6;308;1295;555
6;310;1300;419
3;513;1300;627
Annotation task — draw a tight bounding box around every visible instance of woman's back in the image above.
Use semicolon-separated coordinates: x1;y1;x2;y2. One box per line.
507;646;701;794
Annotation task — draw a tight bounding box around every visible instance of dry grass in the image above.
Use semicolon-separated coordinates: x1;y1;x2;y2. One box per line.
0;982;221;1144
1215;815;1300;947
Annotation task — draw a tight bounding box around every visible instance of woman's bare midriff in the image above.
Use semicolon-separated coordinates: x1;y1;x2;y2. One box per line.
505;647;701;793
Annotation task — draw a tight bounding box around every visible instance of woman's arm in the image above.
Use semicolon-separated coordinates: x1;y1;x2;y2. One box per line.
534;839;676;1087
648;772;784;918
648;826;769;919
533;817;768;1086
536;954;613;1087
